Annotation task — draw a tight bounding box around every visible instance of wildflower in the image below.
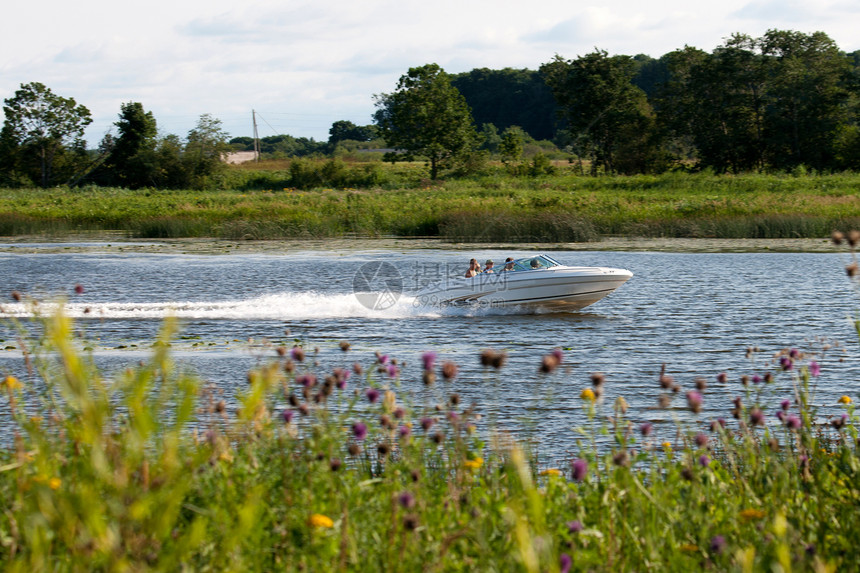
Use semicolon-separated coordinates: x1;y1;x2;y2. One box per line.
838;395;852;404
376;353;389;364
339;341;351;352
571;459;588;482
716;372;728;384
710;418;726;432
739;508;766;521
749;408;765;426
398;425;412;439
431;432;444;444
614;396;628;414
377;442;391;457
612;450;629;467
441;361;458;380
348;443;361;456
560;553;572;573
540;468;561;477
832;230;844;245
789;348;800;359
290;346;305;362
11;291;22;301
831;414;848;430
420;417;435;431
49;477;61;490
764;372;774;383
776;410;785;422
366;388;380;403
639;422;653;436
296;374;317;388
422;370;436;385
385;364;398;378
698;455;710;467
480;349;506;369
421;351;437;371
352;362;363;375
281;410;294;424
709;535;726;555
351;422;368;441
686;391;703;414
309;514;334;528
329;458;342;471
298;403;309;416
809;361;820;377
779;356;793;371
397;491;415;509
694;433;708;448
780;399;791;411
751;374;762;384
580;388;596;401
785;415;802;430
403;514;419;530
695;377;707;391
3;375;21;390
662;441;673;450
567;520;583;533
847;262;859;277
540;353;559;374
464;457;483;470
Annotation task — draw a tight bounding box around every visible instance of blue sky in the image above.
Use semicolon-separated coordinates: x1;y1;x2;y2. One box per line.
2;0;858;146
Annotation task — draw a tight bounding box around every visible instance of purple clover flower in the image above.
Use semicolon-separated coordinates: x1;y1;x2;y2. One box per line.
781;399;791;411
571;459;588;482
366;388;380;403
398;425;412;438
699;454;711;467
386;364;399;378
397;491;415;509
752;374;762;384
560;553;572;573
786;415;802;430
639;422;653;437
420;417;435;431
686;391;703;413
809;361;821;377
567;520;583;533
694;433;708;448
421;351;437;371
780;356;793;371
281;410;294;424
352;422;368;441
710;535;726;555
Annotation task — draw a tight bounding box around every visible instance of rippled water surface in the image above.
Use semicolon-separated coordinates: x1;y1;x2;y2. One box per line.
3;241;859;463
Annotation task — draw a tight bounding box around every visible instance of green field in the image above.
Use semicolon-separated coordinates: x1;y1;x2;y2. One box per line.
3;167;860;241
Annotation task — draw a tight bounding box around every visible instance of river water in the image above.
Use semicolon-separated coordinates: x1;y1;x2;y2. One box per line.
2;239;859;464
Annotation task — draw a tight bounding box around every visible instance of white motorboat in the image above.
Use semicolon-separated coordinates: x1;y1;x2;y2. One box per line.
416;254;632;311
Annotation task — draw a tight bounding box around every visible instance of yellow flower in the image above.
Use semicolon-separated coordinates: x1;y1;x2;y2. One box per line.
838;395;852;404
580;388;596;401
739;508;766;521
540;468;561;477
309;514;334;528
464;457;483;470
662;441;672;450
3;375;21;390
49;477;61;490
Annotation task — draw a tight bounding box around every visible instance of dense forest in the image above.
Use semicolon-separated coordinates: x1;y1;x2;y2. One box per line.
2;30;859;188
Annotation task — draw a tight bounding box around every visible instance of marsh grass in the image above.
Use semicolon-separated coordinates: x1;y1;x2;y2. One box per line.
3;170;860;240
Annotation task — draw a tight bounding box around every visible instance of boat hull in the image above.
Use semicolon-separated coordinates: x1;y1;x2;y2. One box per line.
417;266;633;311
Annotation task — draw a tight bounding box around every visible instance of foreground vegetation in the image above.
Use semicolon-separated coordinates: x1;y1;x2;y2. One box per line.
2;169;860;241
2;245;860;570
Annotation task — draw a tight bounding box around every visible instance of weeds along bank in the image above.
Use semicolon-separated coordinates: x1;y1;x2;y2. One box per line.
1;241;860;570
2;170;860;240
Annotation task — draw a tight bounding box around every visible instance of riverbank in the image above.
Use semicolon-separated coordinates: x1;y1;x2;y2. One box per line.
0;234;845;255
2;172;860;241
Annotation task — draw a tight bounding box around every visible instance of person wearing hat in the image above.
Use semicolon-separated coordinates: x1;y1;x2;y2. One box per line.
484;259;495;273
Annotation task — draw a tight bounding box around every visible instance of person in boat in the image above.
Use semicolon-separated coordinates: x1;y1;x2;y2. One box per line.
465;258;481;278
530;258;542;269
502;257;515;271
484;259;495;273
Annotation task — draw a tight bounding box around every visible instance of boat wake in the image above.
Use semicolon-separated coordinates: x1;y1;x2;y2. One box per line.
1;291;542;321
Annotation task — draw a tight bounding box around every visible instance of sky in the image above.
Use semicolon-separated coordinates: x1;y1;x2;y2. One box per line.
2;0;859;146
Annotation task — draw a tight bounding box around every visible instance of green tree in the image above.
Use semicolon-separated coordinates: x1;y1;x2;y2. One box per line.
1;82;92;187
183;114;230;188
97;102;159;188
541;51;657;174
759;30;853;170
373;63;478;179
499;126;524;165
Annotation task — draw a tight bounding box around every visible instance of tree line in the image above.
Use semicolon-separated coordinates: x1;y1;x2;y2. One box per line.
2;29;859;187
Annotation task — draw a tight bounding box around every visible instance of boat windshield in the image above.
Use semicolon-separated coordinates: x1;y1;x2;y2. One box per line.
507;254;562;271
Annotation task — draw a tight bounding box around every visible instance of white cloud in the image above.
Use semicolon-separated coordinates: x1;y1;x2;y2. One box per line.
1;0;858;144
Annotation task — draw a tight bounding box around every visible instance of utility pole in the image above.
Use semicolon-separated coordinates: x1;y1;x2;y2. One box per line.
252;109;260;162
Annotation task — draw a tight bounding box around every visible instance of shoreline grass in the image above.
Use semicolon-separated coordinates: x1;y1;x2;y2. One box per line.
2;170;860;241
